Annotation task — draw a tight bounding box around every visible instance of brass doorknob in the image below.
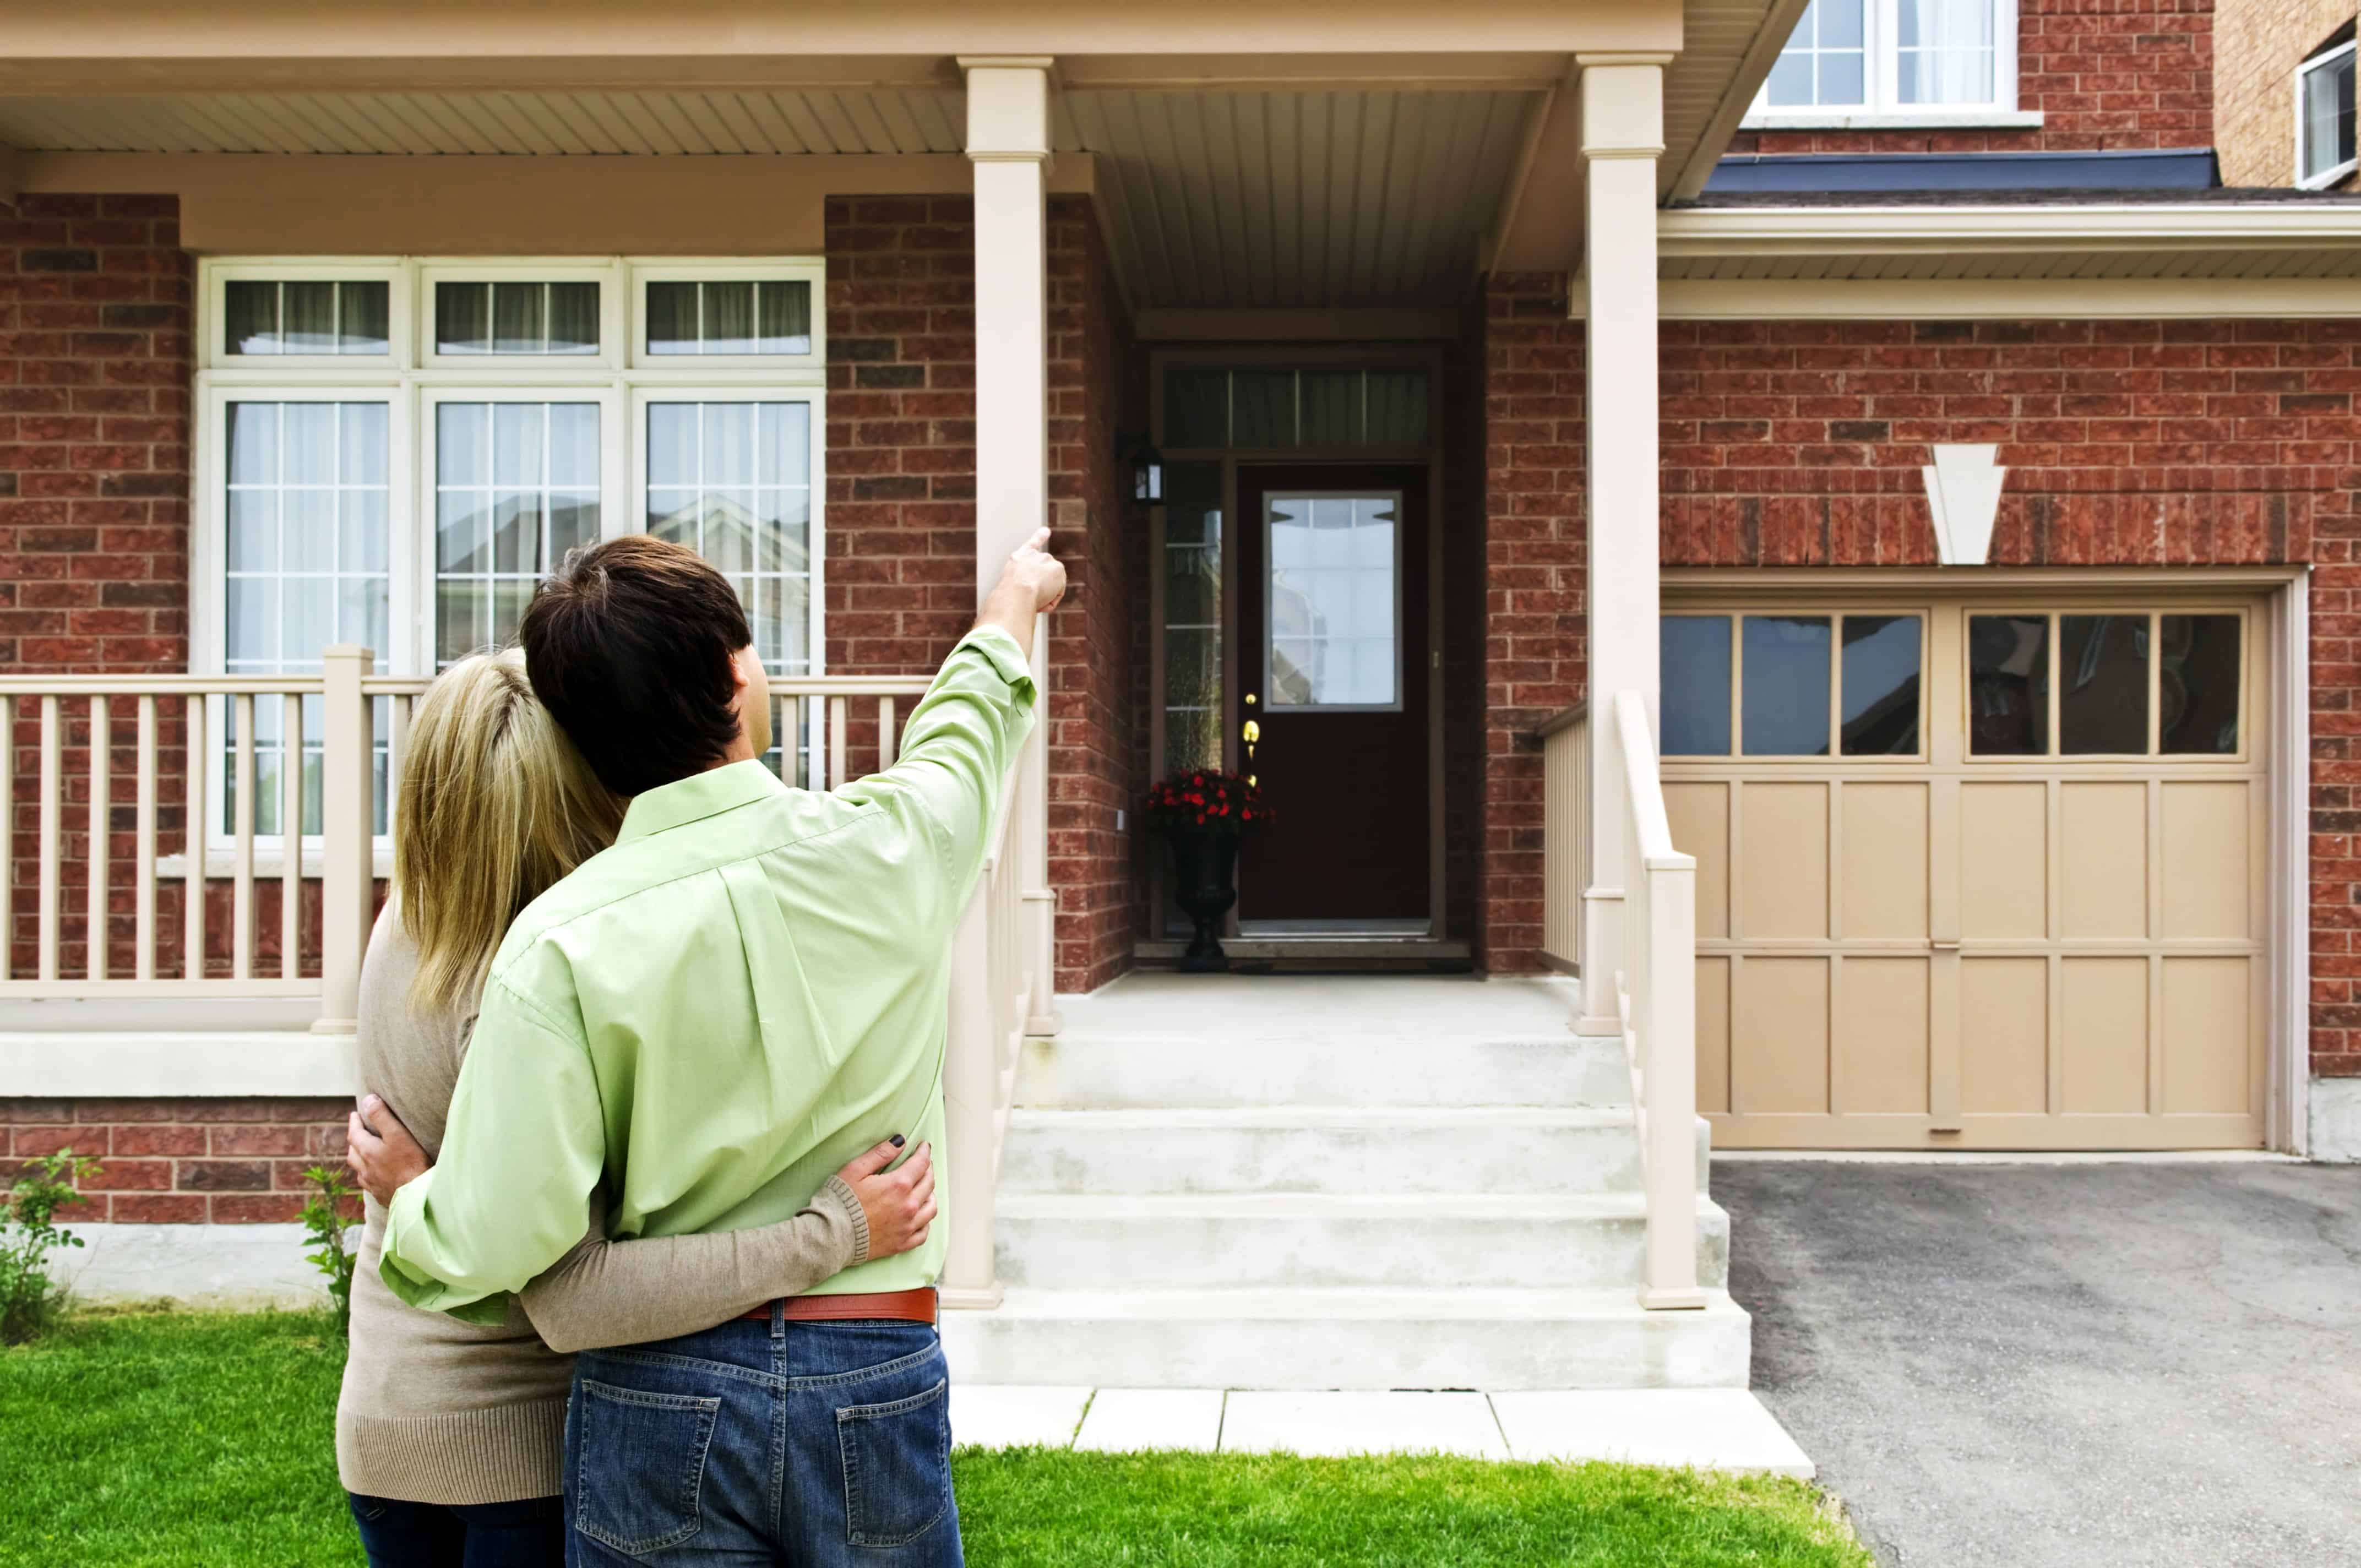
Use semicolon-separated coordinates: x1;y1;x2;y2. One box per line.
1242;719;1261;744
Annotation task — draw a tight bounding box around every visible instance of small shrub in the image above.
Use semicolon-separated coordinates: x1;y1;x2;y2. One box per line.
0;1150;101;1344
299;1166;361;1336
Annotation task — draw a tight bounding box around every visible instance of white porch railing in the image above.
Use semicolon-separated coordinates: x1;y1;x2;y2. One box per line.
1541;690;1704;1311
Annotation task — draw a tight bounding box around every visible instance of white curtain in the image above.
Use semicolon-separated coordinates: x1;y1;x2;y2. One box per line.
1898;0;1997;105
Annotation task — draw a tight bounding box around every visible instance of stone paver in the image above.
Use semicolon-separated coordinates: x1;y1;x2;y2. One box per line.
1491;1389;1813;1476
1220;1391;1509;1459
1071;1387;1226;1452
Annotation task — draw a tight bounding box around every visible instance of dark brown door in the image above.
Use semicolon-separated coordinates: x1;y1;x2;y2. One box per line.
1233;464;1430;926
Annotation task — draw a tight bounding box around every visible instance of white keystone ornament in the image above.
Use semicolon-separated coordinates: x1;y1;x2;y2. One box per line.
1922;443;2006;567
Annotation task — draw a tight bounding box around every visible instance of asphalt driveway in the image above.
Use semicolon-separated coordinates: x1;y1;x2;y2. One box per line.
1717;1159;2361;1568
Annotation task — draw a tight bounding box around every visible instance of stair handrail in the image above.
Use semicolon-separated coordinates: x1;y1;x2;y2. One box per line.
1612;689;1707;1311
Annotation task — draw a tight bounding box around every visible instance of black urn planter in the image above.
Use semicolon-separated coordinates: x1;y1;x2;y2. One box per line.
1166;827;1239;973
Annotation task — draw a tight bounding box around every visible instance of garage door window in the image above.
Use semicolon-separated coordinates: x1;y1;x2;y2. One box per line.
1663;611;1925;759
1969;611;2241;758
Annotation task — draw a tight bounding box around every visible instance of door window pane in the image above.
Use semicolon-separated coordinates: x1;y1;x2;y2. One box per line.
643;401;813;672
1741;615;1831;756
1969;614;2049;755
2059;614;2149;754
1265;494;1397;709
1162;464;1224;771
434;402;601;663
1841;615;1922;755
2161;615;2241;755
1662;616;1733;756
436;281;600;355
645;280;812;355
225;280;390;355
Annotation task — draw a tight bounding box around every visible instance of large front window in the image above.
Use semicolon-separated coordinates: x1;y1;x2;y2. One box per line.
198;258;826;830
1755;0;2018;120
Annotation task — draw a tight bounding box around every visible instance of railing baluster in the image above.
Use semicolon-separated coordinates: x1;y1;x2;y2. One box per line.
87;695;108;981
830;696;850;790
281;692;303;980
778;695;800;787
232;692;255;981
879;696;899;769
37;696;59;981
136;696;156;981
184;694;206;981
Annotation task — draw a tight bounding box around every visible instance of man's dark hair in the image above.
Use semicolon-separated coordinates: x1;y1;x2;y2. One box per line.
518;535;752;798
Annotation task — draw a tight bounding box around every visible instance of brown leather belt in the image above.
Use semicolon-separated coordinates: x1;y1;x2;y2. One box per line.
742;1287;937;1326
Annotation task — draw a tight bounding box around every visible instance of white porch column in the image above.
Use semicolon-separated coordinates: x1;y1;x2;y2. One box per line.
1574;56;1666;1036
962;56;1061;1035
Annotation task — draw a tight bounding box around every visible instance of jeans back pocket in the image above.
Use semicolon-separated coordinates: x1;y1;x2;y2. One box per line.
573;1378;722;1557
835;1377;952;1548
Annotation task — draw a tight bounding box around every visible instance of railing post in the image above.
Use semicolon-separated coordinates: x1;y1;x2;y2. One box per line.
1641;851;1703;1309
939;875;1003;1310
314;646;373;1036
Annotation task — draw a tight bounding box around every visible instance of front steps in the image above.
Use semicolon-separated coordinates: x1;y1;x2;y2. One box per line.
940;974;1750;1392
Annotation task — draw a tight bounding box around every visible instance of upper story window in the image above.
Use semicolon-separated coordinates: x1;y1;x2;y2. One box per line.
2299;31;2358;189
1753;0;2021;123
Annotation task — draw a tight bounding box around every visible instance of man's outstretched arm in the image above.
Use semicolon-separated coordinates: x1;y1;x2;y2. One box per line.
376;975;606;1321
970;526;1067;662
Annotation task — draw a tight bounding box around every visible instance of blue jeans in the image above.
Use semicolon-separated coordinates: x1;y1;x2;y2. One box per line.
564;1311;961;1567
348;1491;564;1567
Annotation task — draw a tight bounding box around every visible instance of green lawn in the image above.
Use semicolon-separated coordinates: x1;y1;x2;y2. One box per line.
1;1311;1868;1568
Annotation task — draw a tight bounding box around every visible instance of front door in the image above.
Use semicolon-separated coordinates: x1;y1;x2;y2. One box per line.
1232;464;1430;928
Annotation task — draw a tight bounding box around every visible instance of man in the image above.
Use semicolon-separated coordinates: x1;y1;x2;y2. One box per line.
356;526;1063;1566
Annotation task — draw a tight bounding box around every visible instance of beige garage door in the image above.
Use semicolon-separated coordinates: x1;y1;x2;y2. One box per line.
1662;593;2268;1150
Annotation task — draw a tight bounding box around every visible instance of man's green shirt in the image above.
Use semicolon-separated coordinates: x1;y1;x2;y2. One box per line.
379;628;1036;1322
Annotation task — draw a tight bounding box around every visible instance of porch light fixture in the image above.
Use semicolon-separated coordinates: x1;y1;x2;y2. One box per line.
1118;432;1163;504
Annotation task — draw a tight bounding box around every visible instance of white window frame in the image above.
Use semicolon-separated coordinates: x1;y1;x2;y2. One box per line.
1744;0;2036;131
192;255;829;854
2297;38;2360;192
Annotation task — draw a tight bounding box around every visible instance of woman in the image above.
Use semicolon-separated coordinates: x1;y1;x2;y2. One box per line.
335;650;935;1567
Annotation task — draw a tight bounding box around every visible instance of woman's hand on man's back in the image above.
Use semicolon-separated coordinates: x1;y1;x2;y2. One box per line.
834;1139;935;1261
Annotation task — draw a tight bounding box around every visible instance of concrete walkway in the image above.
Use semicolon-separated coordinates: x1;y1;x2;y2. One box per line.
1718;1159;2361;1568
950;1385;1813;1474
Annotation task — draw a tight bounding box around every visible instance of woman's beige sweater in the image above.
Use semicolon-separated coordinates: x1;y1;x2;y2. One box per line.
335;906;869;1505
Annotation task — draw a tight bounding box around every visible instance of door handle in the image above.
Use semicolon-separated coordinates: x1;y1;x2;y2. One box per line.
1242;720;1261;744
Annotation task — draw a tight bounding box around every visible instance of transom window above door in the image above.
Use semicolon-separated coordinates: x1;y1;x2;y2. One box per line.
198;258;826;686
1748;0;2023;124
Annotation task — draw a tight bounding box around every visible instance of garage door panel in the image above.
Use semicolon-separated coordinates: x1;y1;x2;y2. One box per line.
2162;957;2252;1115
1666;782;1731;940
2061;783;2149;939
2061;957;2150;1114
1697;956;1731;1115
1960;782;2047;939
1842;784;1929;939
2161;782;2250;940
1962;957;2049;1115
1741;783;1829;938
1837;957;1929;1114
1732;957;1829;1114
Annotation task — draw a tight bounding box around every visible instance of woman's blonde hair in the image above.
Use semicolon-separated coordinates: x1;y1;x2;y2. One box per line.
394;649;624;1011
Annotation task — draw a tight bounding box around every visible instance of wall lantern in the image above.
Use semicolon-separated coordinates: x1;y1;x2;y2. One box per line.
1118;432;1163;504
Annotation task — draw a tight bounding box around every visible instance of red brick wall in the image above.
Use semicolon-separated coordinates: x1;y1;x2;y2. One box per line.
1479;281;2361;1082
824;193;1135;994
1728;0;2213;156
2;194;194;982
0;1098;349;1223
1045;203;1146;993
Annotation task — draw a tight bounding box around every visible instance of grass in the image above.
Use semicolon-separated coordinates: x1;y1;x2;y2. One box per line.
1;1310;1869;1568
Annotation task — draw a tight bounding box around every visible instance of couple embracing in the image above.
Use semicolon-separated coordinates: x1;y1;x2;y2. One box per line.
334;526;1067;1566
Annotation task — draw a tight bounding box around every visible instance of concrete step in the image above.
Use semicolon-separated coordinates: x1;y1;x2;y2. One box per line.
1016;1030;1631;1111
993;1191;1729;1291
940;1286;1753;1391
998;1107;1711;1196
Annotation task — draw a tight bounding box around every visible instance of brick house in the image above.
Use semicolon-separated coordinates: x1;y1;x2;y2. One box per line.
2;0;2357;1390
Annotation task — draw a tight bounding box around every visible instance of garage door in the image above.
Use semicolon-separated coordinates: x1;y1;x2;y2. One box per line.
1662;593;2268;1150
